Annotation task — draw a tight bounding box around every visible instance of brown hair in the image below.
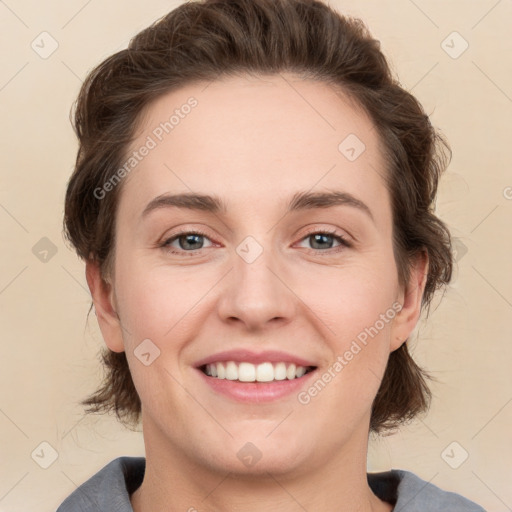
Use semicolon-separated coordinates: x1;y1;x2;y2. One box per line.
63;0;452;433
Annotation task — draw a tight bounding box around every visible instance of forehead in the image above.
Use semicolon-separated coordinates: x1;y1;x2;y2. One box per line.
118;72;389;222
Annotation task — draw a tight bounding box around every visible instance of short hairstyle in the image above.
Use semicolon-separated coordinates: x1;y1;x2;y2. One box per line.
63;0;453;433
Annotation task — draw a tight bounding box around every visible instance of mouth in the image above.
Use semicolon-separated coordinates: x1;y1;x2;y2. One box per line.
193;349;318;401
199;361;317;382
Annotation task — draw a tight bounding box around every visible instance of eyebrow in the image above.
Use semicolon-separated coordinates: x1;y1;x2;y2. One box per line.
141;190;374;221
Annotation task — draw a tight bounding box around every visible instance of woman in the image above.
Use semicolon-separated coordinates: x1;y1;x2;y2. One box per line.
57;0;486;510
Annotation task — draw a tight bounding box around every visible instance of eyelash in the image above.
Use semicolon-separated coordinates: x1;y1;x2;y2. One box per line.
160;227;352;256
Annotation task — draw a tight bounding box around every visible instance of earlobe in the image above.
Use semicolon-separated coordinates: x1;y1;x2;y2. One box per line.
85;260;125;353
390;251;429;352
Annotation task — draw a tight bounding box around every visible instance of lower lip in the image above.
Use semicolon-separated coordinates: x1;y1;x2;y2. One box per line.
196;368;317;402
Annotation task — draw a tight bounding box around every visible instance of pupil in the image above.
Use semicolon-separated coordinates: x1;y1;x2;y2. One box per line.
181;234;203;250
311;234;333;249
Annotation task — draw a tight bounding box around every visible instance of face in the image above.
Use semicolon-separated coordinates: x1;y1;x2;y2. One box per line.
89;73;426;477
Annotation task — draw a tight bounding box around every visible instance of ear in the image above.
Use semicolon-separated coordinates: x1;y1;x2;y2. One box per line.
85;260;125;353
390;250;429;352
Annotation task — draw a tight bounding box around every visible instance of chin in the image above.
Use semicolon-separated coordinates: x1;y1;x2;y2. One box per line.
208;449;305;477
197;431;312;477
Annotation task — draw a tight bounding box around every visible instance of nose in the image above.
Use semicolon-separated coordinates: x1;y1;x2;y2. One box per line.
216;242;296;331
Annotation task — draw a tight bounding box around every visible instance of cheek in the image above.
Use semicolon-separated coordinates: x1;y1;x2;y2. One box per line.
298;271;397;428
298;257;398;394
114;256;208;344
114;260;198;413
300;257;399;340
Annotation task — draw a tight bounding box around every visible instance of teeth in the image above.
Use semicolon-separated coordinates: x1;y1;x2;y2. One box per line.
274;362;287;380
225;361;238;380
295;366;306;378
239;362;256;382
256;362;273;382
203;361;312;382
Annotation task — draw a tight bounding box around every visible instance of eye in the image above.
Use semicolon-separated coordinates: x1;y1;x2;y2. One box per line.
296;228;351;253
160;227;351;256
161;230;214;254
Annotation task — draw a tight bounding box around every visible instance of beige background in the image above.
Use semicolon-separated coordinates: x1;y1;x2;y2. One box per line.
1;0;511;511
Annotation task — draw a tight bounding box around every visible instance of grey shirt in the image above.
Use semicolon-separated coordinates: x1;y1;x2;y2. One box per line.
56;456;486;511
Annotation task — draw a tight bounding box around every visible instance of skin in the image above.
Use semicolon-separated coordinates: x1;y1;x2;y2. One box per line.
86;73;427;512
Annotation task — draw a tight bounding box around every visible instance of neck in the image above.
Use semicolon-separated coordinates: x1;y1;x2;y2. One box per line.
130;420;392;512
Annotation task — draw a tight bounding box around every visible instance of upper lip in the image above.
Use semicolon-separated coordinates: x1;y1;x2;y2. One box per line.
194;349;317;368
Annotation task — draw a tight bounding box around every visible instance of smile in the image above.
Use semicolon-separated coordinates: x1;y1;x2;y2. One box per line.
201;361;316;382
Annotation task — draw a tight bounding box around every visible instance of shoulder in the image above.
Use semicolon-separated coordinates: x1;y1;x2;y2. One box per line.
56;456;145;512
369;469;487;512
